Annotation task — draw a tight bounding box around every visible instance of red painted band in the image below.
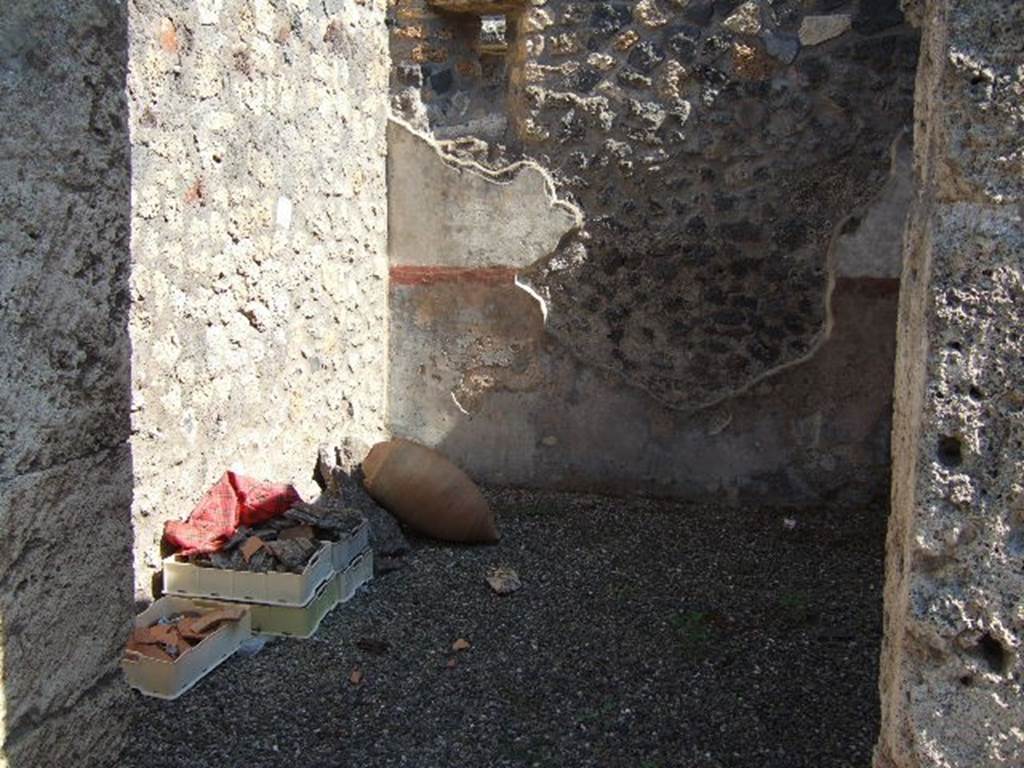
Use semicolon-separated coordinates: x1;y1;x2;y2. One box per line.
389;265;518;286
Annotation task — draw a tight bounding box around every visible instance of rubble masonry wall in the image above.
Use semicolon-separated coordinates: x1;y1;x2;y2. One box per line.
391;0;918;407
876;1;1024;766
128;0;391;601
387;0;919;502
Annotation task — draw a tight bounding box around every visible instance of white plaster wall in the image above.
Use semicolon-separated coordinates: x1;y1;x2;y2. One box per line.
388;120;580;270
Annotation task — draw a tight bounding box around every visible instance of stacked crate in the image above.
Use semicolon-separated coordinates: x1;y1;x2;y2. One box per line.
123;517;373;699
161;516;373;638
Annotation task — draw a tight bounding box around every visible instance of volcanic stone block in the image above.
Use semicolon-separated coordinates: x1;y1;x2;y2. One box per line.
877;3;1024;766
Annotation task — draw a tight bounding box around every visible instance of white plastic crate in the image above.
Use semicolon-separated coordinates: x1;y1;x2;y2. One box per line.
330;517;370;572
220;549;374;638
338;548;374;603
162;541;334;607
121;596;251;700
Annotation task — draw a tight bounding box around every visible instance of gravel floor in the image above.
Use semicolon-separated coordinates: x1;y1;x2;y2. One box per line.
122;488;888;768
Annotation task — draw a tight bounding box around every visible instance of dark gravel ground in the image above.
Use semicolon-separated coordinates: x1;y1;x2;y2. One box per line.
122;488;887;768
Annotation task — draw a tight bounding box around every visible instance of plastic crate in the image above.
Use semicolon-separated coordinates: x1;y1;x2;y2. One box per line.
330;516;370;572
338;547;374;604
236;549;374;638
121;596;251;700
162;541;334;607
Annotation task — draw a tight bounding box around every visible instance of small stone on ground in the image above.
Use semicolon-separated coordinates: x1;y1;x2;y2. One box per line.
487;566;522;595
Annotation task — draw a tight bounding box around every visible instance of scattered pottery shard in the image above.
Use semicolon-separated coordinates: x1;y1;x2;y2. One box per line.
361;439;498;543
247;549;274;573
144;624;187;648
129;623;195;660
132;624;182;647
176;617;211;642
223;526;252;550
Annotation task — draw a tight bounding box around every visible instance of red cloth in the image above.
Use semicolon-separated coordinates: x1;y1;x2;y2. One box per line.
164;471;301;556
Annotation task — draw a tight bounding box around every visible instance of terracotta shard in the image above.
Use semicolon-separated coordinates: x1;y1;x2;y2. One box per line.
240;536;265;562
186;606;246;635
176;616;211;641
130;626;162;645
155;624;190;648
125;640;175;663
284;503;322;526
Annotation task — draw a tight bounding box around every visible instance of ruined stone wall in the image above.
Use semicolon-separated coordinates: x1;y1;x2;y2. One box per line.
390;0;515;145
513;0;917;408
0;2;134;765
387;0;918;502
128;0;390;597
391;0;917;407
876;1;1024;766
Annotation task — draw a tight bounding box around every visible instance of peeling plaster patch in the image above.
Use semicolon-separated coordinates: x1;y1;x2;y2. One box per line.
387;117;581;270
